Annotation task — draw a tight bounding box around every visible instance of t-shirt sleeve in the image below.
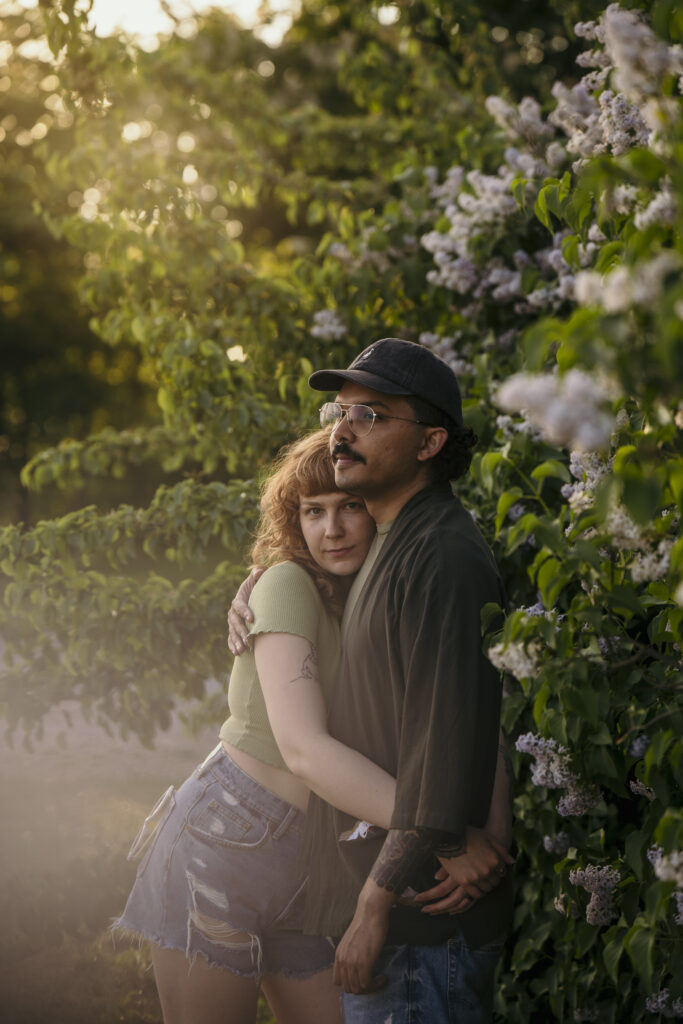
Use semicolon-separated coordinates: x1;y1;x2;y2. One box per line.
390;537;503;844
248;562;321;644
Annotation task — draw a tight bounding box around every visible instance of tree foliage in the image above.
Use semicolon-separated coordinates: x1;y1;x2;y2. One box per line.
1;0;682;1018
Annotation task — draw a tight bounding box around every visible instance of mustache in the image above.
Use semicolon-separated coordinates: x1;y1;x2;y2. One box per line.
332;441;365;465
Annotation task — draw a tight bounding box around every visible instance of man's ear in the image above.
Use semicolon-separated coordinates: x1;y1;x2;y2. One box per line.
416;427;448;463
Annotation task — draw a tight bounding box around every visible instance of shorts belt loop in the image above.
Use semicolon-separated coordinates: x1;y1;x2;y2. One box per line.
271;806;299;840
194;742;223;778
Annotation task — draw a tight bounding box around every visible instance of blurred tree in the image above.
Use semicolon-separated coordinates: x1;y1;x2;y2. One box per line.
0;2;157;524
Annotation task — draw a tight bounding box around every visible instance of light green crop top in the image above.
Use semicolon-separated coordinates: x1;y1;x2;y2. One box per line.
219;561;341;772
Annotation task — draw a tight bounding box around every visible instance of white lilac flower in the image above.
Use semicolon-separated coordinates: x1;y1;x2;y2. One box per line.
647;844;664;866
597;89;649;154
605;503;646;550
655;851;683;888
603;3;676;102
515;733;576;788
417;333;473;376
545;141;566;169
544;832;571;856
574;20;604;43
569;864;620;926
634;184;678;230
645;990;672;1015
557;783;601;817
611;183;639;214
488;641;540;681
629;734;650;759
310;309;347;341
496;369;616;452
674;892;683;926
631;539;674;583
485;95;553;143
630;779;656;801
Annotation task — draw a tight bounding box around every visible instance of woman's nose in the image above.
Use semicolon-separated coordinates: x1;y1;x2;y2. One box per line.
325;513;343;537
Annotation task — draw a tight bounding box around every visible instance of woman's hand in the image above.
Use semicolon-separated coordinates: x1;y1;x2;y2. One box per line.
227;567;264;655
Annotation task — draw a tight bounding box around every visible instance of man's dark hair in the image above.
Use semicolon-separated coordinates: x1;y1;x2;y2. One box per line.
407;396;477;482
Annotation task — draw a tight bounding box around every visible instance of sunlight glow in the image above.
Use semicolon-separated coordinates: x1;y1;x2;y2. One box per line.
86;0;298;46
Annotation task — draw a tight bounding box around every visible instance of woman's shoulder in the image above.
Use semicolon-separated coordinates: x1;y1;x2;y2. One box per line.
253;561;319;601
249;561;324;637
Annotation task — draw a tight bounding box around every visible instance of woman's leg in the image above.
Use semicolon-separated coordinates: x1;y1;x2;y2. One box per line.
151;943;259;1024
261;967;342;1024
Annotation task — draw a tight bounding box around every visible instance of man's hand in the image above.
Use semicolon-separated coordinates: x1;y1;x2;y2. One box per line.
333;885;391;994
227;567;264;655
435;826;515;903
412;866;474;915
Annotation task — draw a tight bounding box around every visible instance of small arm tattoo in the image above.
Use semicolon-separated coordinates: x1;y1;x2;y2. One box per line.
286;642;318;685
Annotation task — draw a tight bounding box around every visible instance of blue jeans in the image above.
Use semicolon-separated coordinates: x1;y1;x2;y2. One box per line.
341;936;503;1024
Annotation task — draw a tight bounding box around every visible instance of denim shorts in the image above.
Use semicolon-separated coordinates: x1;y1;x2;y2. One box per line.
112;744;335;979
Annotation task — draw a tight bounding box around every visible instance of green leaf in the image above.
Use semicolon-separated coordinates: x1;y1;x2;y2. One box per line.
531;460;570;484
623;923;653;989
495;487;523;535
624;830;647;880
603;929;626;983
537;556;565;607
480;452;504;494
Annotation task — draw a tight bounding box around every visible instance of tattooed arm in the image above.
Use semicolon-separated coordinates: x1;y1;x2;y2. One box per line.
333;822;513;992
253;632;397;827
333;828;433;993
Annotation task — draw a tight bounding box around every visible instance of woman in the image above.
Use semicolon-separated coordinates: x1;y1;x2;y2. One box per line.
115;429;510;1024
115;430;402;1024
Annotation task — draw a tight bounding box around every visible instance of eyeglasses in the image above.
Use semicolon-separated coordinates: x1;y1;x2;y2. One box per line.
319;402;426;437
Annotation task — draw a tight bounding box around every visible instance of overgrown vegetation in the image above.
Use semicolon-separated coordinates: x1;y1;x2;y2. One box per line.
0;0;681;1018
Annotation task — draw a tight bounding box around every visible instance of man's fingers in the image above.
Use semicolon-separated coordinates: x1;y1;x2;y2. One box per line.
413;877;457;903
489;838;516;865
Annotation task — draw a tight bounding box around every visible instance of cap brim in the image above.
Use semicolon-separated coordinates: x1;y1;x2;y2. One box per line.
308;368;412;395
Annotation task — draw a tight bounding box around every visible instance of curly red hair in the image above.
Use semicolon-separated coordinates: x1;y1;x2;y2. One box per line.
251;429;347;615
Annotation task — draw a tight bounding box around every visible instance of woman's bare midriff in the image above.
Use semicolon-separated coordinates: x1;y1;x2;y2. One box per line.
221;740;311;813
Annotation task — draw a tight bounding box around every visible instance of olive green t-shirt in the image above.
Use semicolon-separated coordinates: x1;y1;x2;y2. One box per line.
219;561;340;771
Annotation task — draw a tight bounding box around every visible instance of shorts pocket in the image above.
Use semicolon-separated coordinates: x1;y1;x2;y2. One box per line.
127;785;176;875
187;797;269;850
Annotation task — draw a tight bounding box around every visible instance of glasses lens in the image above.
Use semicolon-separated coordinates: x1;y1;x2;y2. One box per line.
346;405;375;437
320;403;342;428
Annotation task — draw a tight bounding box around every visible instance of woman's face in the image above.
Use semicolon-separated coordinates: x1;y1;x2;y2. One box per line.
298;492;375;577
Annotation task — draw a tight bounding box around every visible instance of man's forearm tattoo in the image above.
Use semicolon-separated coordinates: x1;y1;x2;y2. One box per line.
370;829;435;894
286;642;318;685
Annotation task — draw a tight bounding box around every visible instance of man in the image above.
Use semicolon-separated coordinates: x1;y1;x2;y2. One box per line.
303;338;513;1023
229;337;513;1022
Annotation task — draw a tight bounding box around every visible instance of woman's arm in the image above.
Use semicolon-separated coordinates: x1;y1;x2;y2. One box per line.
254;631;396;828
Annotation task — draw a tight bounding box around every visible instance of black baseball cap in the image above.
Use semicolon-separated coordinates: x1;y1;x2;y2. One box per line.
308;337;463;426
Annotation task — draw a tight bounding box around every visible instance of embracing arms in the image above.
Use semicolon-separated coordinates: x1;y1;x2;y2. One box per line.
254;631;397;827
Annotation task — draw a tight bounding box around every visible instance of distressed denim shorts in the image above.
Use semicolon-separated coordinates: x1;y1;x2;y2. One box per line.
113;744;334;979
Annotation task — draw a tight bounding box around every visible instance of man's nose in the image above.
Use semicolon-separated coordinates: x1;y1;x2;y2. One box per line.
331;409;353;443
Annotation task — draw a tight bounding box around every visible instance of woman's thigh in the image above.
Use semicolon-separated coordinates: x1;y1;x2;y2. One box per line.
151;944;259;1024
262;967;342;1024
